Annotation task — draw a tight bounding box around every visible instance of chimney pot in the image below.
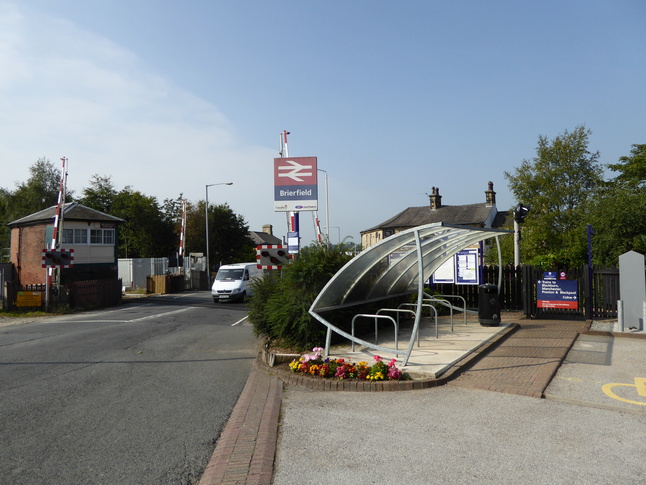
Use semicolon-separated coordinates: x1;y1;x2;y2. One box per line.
485;182;496;207
429;187;442;210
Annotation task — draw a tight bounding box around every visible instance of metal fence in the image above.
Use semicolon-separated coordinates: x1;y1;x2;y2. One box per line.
430;264;625;320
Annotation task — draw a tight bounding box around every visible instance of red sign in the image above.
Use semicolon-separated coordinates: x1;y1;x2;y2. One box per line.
274;157;318;212
274;157;317;185
537;300;578;309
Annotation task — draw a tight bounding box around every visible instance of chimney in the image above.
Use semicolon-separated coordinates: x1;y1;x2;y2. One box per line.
485;181;496;207
262;224;273;235
429;186;442;210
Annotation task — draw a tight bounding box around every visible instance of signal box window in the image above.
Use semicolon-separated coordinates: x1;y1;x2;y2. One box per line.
90;229;115;245
62;228;88;244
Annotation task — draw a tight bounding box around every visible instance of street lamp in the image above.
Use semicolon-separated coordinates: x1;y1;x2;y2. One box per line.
205;182;233;287
324;226;341;244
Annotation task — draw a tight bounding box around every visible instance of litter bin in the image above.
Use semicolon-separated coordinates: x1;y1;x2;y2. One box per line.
478;284;500;326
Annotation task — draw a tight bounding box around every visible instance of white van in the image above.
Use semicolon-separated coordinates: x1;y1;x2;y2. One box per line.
211;263;263;303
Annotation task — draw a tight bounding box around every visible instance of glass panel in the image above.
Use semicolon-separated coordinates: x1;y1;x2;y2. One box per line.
75;229;87;244
62;229;73;244
103;229;114;245
216;269;244;281
90;229;102;244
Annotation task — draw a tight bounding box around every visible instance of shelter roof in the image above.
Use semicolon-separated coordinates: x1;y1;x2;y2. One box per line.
310;222;513;364
312;222;511;313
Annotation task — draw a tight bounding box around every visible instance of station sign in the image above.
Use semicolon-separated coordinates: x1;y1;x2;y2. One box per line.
274;157;318;212
537;279;578;309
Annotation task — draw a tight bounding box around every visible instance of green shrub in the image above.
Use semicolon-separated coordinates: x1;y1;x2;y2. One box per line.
248;243;354;350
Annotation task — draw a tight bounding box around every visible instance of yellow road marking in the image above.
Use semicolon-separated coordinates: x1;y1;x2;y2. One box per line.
635;377;646;397
602;378;646;406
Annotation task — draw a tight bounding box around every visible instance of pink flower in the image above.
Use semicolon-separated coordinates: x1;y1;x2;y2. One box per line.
388;367;402;380
374;355;382;363
388;359;397;368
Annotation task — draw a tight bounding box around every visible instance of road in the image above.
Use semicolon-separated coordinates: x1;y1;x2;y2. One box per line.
0;292;257;484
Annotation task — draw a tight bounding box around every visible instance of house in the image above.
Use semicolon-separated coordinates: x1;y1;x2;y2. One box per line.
249;224;283;246
361;182;508;249
8;202;124;286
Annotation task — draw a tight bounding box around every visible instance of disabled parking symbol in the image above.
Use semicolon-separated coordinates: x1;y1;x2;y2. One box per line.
602;377;646;406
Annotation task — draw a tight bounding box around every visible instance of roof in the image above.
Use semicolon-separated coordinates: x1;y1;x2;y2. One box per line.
362;203;500;233
7;202;124;227
249;231;283;246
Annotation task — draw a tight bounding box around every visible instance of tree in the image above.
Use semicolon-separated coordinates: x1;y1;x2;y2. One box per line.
8;158;68;218
607;144;646;187
0;158;69;256
184;201;255;269
504;126;604;267
111;187;176;258
78;177;181;259
77;174;118;213
584;144;646;265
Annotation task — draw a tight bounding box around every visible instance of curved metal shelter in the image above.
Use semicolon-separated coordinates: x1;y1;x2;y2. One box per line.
309;223;512;365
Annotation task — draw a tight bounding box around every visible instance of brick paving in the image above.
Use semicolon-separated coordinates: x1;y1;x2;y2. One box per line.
447;319;589;397
199;367;281;485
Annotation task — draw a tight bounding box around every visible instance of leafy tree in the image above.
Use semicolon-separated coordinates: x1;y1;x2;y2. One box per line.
584;144;646;265
0;158;69;256
504;126;603;267
111;187;175;258
607;143;646;186
184;201;255;270
7;158;68;218
77;174;118;213
78;176;179;259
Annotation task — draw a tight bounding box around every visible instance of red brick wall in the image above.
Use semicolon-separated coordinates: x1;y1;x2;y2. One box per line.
11;225;48;285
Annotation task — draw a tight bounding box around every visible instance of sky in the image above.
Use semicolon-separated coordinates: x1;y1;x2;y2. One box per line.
1;1;645;247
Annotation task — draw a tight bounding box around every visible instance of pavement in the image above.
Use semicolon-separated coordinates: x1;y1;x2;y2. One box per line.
199;313;646;485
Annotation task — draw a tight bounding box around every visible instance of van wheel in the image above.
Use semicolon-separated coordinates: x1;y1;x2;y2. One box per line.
241;291;247;302
213;297;219;303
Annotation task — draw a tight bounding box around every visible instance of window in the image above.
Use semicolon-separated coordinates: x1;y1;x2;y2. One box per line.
90;228;115;245
62;228;88;244
90;229;102;244
62;229;73;244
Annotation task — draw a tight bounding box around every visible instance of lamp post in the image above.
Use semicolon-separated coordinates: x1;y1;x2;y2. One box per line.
205;182;233;287
318;168;329;246
324;226;341;244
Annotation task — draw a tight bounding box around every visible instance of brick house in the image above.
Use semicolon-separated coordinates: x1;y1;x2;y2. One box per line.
8;202;124;286
361;182;508;249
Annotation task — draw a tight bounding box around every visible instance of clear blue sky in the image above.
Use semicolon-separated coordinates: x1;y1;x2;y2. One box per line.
1;1;644;246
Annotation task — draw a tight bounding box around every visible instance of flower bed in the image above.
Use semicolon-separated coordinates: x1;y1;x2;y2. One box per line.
288;347;410;381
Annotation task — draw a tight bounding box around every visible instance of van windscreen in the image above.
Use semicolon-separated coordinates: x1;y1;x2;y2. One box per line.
215;269;244;281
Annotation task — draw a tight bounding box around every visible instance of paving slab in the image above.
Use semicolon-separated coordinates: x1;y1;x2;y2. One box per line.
545;333;646;414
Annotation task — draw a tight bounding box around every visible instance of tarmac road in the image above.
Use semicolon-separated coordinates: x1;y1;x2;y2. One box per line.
0;293;258;484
